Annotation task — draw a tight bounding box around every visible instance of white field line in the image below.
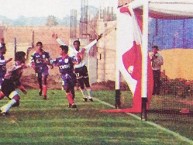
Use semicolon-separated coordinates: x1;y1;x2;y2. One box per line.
93;97;193;145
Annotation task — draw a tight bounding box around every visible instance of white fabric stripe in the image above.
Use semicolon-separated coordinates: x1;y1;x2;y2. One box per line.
128;0;193;18
1;99;16;113
9;91;18;99
116;9;137;94
0;60;6;63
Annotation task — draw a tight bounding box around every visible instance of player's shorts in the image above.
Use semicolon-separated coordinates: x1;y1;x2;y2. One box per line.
35;66;49;77
61;74;75;92
74;65;88;80
0;72;5;85
1;79;15;97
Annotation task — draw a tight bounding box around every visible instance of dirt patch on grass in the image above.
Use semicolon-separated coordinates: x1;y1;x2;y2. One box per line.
22;75;129;91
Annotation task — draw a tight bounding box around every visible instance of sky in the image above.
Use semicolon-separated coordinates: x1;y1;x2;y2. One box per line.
0;0;118;19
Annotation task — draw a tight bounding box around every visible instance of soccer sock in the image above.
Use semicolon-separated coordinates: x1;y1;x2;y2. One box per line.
87;88;92;99
38;77;42;90
1;99;17;113
80;89;87;98
43;85;47;96
66;93;74;105
0;78;3;89
0;92;5;100
71;88;75;100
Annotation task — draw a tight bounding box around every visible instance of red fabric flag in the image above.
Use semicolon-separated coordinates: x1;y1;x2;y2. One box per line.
101;6;153;113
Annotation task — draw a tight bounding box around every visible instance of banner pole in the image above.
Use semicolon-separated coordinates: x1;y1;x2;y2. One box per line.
115;7;121;109
141;0;149;121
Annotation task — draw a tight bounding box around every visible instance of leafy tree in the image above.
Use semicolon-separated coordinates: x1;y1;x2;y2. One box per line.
46;15;58;26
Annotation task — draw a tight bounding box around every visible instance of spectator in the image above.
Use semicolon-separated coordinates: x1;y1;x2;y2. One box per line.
151;45;163;95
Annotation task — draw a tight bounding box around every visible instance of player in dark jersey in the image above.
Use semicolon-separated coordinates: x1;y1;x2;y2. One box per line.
51;45;77;108
0;38;12;89
31;42;52;100
0;51;27;115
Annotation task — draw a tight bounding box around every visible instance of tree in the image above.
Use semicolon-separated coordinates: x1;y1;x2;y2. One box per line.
46;15;58;26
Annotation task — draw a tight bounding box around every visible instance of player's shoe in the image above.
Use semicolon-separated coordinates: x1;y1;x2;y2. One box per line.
88;98;93;102
43;95;47;100
68;103;77;109
68;104;72;108
83;97;87;102
88;96;93;102
0;110;9;116
39;90;42;96
1;112;9;116
71;104;77;108
12;102;20;107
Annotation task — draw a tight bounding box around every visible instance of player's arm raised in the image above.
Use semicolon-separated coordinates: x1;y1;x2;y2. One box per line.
83;34;103;54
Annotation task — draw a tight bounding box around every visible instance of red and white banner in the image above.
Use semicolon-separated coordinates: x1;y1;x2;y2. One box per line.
103;6;153;113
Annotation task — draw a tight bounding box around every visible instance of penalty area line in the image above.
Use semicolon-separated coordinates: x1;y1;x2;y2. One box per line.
94;97;193;145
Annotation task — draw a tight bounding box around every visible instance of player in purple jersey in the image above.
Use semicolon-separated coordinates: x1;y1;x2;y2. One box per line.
0;51;27;115
51;45;77;108
31;42;52;99
53;34;102;102
0;38;13;89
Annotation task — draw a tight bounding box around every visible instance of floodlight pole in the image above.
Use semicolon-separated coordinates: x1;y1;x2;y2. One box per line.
141;0;149;121
14;37;17;61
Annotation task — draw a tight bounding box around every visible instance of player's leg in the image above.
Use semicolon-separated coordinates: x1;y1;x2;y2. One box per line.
42;74;48;100
75;68;87;101
37;73;43;96
0;91;20;115
0;77;3;90
84;77;93;101
71;73;76;100
69;76;77;108
82;66;93;101
0;91;5;100
63;77;76;108
78;78;88;101
66;89;76;108
71;87;75;100
0;79;14;100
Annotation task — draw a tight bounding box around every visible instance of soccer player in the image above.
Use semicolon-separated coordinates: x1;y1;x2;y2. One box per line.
0;51;27;115
0;38;12;89
53;34;102;102
31;42;52;99
51;45;77;108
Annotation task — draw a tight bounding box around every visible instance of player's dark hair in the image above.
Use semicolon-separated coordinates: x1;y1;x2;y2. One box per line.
0;43;6;54
0;43;6;49
60;45;68;53
15;51;26;62
73;40;80;45
36;41;43;46
152;45;159;50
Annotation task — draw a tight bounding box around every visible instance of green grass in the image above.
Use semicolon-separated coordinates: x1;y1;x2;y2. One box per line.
0;90;192;145
148;94;193;141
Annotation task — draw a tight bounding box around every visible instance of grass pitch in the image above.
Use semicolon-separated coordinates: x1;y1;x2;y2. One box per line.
0;90;192;145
